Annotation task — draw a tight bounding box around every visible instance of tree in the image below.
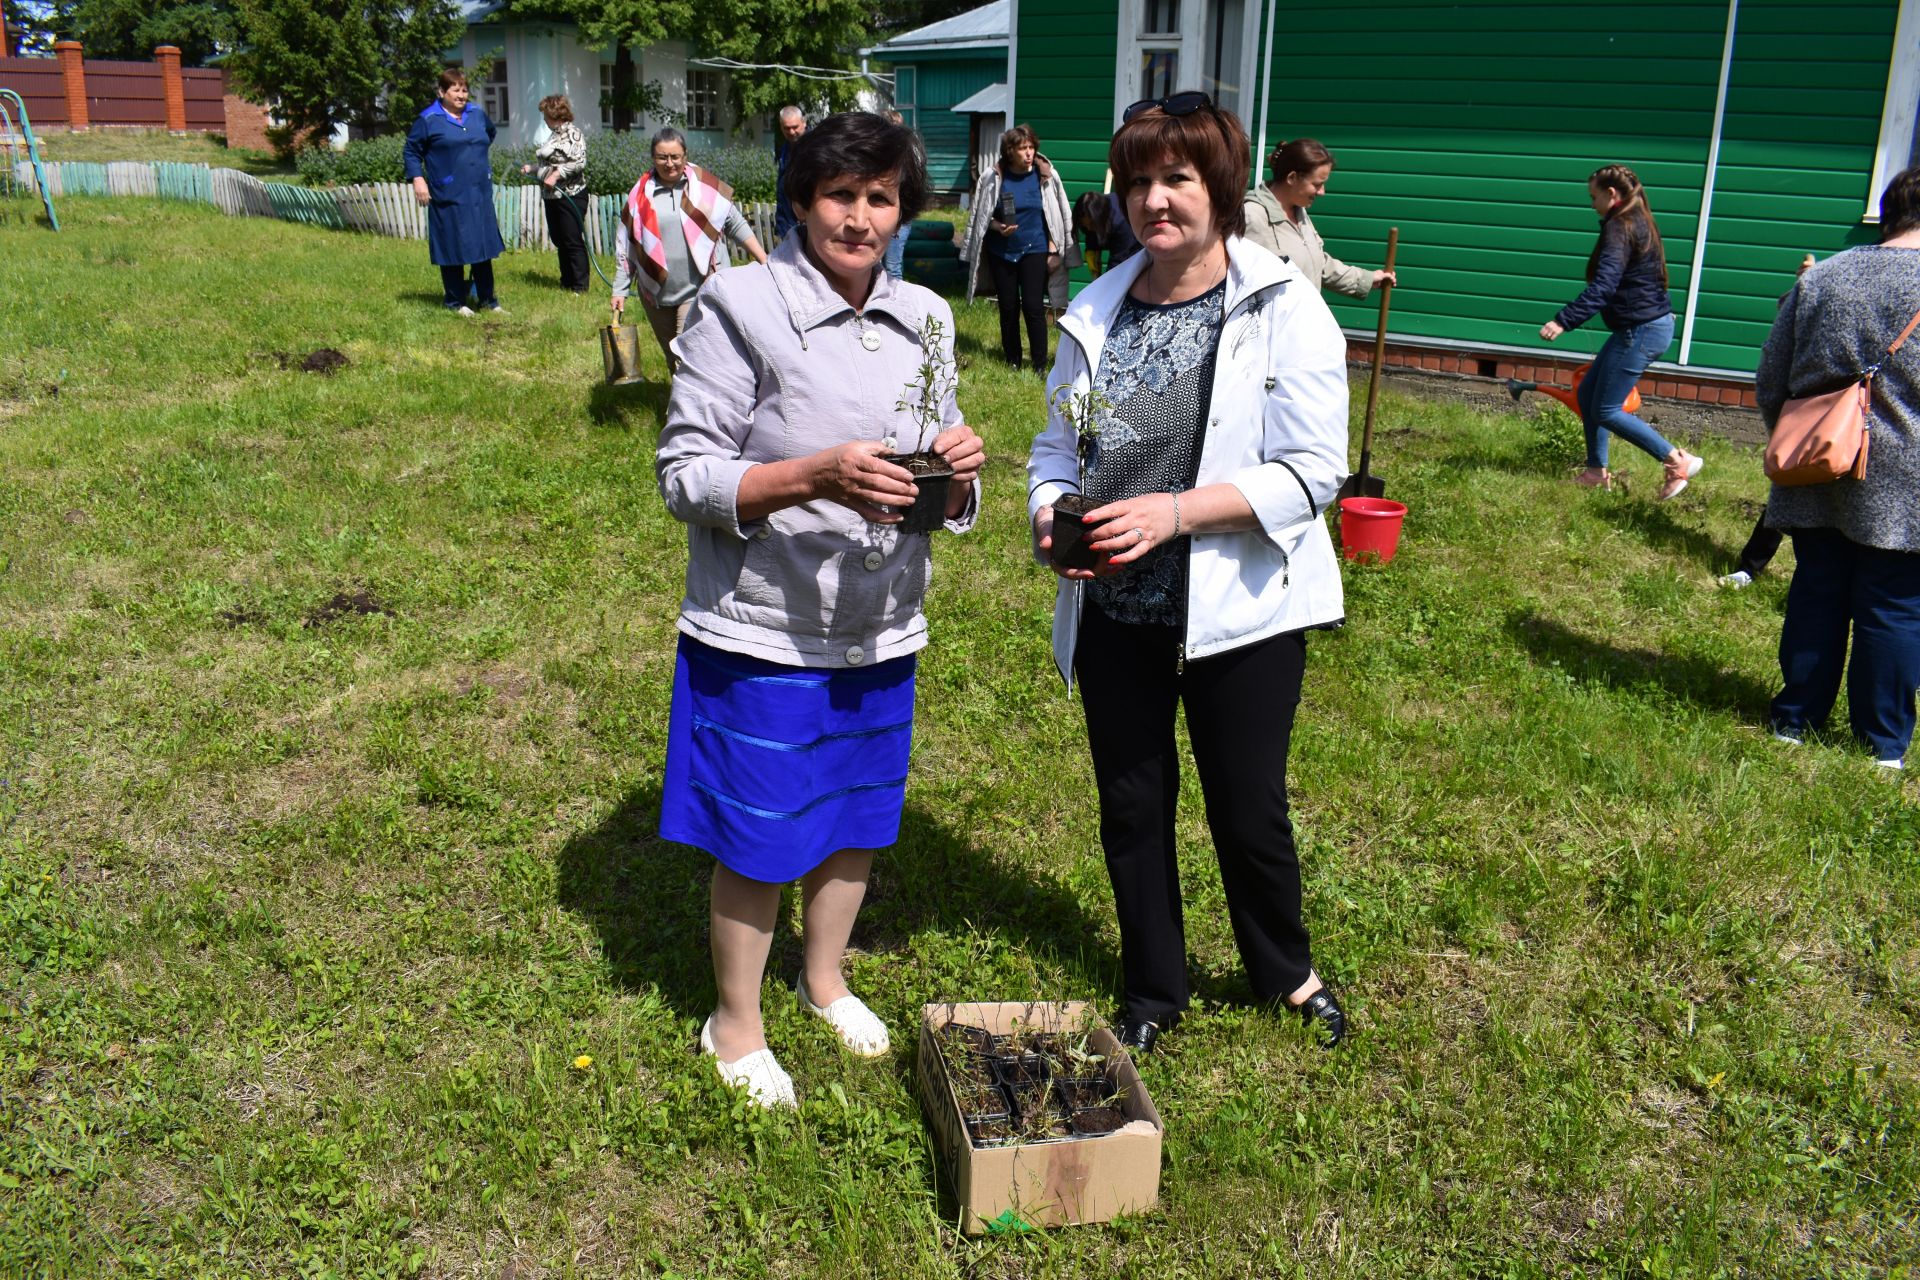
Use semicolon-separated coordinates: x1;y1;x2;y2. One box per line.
226;0;464;142
66;0;236;65
3;0;75;56
516;0;872;126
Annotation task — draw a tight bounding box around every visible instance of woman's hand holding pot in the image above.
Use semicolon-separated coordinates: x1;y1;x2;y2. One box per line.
933;424;985;498
811;441;918;523
1082;492;1179;575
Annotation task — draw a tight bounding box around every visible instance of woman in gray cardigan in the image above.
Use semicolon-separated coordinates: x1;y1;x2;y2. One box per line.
654;113;983;1108
1761;166;1920;768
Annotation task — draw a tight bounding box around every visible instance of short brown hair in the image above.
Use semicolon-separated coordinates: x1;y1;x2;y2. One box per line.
1109;99;1250;239
538;94;573;124
437;68;468;93
999;123;1039;171
1881;166;1920;240
1267;138;1333;186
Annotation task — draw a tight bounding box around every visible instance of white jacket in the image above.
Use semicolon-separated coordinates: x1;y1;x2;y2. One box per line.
1027;236;1350;687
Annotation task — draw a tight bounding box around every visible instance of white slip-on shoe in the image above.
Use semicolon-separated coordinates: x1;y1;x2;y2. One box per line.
1717;570;1753;588
1876;758;1905;771
796;974;891;1057
699;1016;796;1108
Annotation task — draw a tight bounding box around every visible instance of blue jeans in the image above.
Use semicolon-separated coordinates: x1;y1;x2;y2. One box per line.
1575;314;1674;468
885;224;911;279
1771;527;1920;762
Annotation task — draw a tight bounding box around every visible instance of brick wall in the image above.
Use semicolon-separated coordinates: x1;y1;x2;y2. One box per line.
1345;338;1761;410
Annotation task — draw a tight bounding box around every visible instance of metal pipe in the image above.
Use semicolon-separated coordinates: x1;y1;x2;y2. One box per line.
1679;0;1739;367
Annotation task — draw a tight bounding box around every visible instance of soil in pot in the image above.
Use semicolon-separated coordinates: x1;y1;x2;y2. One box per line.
1049;493;1102;570
879;451;954;535
1055;1077;1115;1112
992;1053;1050;1089
1003;1078;1051;1123
967;1117;1014;1147
953;1080;1010;1123
1070;1106;1126;1136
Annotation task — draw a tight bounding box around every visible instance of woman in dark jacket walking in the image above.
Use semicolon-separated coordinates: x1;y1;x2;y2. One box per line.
1539;164;1699;498
1761;168;1920;769
405;69;507;315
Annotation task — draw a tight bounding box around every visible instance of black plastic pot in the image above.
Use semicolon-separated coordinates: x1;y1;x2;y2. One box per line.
1070;1106;1126;1136
1049;493;1101;570
880;451;954;535
992;1053;1050;1090
1055;1076;1114;1112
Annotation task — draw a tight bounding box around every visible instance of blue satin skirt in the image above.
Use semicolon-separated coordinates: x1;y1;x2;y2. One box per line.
659;635;916;882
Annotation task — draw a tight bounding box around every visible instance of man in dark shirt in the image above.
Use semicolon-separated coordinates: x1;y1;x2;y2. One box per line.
773;105;806;242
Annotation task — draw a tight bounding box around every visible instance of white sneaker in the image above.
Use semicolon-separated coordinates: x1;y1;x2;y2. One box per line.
448;305;475;317
1773;729;1803;745
1717;570;1753;589
699;1016;796;1108
796;974;891;1057
1876;758;1905;771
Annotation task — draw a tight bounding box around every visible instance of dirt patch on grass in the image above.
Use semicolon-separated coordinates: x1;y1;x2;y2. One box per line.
262;348;352;376
304;589;394;627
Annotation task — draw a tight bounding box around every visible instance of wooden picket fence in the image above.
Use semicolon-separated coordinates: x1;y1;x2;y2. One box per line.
13;159;778;262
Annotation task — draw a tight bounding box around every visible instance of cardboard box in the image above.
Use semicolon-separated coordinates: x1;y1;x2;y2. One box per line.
917;1001;1163;1235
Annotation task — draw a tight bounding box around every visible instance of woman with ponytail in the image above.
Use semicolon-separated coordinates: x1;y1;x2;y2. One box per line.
1539;164;1700;499
1242;138;1395;299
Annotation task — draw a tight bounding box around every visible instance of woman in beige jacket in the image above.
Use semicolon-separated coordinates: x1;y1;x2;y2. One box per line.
1241;138;1395;299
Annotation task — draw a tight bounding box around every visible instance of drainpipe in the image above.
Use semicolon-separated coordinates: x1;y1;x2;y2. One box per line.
1006;0;1019;126
1253;0;1279;175
1678;0;1739;368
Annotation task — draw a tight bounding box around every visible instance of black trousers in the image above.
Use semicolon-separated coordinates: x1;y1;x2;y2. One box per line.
1738;512;1784;578
986;251;1048;371
543;194;590;292
1076;602;1314;1025
439;260;495;307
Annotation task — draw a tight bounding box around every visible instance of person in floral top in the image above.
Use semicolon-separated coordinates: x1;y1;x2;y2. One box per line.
528;95;590;293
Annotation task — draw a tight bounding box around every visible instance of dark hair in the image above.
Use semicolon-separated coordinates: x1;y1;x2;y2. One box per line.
1109;97;1250;239
1073;190;1114;245
1267;138;1333;186
538;94;572;124
998;123;1040;173
437;68;468;93
783;111;930;227
651;126;687;156
1881;166;1920;240
1587;163;1668;290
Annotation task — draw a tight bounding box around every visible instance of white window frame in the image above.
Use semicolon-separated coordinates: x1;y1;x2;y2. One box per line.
893;66;917;131
599;62;615;129
481;57;510;126
1868;0;1920;221
1112;0;1259;129
687;68;724;132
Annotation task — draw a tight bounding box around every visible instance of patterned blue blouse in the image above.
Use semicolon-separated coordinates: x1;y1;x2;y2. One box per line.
1084;280;1227;627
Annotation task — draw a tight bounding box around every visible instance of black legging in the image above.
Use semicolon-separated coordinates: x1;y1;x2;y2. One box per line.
1075;601;1315;1025
543;195;590;292
439;260;496;308
986;251;1048;371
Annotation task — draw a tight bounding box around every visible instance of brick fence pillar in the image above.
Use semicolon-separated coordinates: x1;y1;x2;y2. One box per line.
155;45;187;133
55;40;89;130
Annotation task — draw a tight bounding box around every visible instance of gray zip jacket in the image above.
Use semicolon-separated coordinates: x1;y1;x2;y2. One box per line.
656;232;977;668
1241;185;1376;300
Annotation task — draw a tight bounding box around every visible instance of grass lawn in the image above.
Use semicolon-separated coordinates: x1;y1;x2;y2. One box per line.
2;196;1916;1279
28;128;292;178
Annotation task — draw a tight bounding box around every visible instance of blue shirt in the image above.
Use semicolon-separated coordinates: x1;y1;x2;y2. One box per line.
988;168;1047;262
403;102;505;267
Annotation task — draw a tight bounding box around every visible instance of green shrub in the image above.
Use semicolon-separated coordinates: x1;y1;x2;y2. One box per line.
302;131;776;205
296;135;407;186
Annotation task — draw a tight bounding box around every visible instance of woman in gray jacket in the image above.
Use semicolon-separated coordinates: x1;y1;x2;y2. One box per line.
1241;138;1395;299
1762;167;1920;768
654;113;984;1108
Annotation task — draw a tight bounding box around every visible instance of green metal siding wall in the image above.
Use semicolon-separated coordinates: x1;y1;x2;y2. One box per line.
1012;0;1120;197
1684;0;1894;370
1018;0;1895;373
892;56;1006;195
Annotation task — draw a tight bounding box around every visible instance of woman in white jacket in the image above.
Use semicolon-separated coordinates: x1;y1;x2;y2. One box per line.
1028;92;1351;1055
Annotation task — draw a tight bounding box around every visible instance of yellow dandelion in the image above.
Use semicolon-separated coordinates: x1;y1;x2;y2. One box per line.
572;1054;593;1071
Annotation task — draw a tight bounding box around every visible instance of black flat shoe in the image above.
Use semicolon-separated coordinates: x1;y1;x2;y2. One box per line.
1295;989;1346;1050
1115;1018;1162;1057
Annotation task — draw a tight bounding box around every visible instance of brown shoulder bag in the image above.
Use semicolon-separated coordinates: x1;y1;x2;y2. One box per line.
1765;303;1920;486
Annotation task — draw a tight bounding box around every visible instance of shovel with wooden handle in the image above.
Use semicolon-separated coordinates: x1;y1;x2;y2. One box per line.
1339;227;1398;502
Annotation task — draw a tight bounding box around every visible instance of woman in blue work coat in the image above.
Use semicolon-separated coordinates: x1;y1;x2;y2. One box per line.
405;69;508;315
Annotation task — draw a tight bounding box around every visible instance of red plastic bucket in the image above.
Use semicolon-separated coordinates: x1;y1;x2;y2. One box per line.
1338;497;1408;564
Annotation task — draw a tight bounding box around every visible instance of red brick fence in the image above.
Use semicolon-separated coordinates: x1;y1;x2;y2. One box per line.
0;43;267;144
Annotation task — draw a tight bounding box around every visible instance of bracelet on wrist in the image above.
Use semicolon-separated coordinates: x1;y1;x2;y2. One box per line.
1171;491;1182;539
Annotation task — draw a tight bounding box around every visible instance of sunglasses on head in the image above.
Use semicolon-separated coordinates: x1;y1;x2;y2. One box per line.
1122;91;1215;123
